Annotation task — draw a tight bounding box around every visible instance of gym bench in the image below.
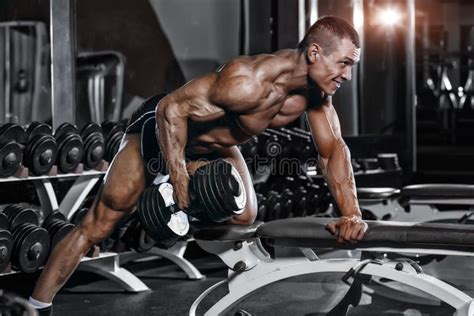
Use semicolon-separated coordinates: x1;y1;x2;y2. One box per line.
190;217;474;316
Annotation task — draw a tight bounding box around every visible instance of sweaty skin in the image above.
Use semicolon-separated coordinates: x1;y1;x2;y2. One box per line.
157;37;367;243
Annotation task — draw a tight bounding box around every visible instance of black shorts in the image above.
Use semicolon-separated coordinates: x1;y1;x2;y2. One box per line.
125;93;219;185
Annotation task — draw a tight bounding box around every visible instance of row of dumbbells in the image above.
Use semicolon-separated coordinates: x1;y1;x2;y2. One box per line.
0;120;125;177
240;127;316;164
0;204;155;274
240;126;401;173
0;204;76;273
254;175;335;222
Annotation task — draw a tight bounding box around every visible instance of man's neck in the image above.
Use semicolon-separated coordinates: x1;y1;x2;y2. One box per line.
280;50;310;91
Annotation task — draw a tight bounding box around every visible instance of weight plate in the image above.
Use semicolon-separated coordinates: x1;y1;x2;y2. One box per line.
57;134;83;173
0;142;22;177
0;230;13;272
43;211;67;229
54;123;79;142
14;225;50;273
51;223;74;250
26;122;52;143
26;135;57;175
0;123;27;144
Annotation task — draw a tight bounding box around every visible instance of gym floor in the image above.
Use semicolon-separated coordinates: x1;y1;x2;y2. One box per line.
3;245;472;315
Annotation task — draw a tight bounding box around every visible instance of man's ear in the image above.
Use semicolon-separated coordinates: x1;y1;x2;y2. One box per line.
307;43;322;63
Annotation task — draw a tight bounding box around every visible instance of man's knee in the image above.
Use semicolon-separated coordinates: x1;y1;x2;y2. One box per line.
101;185;139;212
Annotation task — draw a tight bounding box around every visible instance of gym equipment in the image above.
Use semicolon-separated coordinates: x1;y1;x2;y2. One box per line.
80;123;105;169
42;211;75;251
54;123;84;173
138;159;246;242
0;230;13;272
190;217;474;316
101;120;125;162
25;122;58;175
0;123;24;177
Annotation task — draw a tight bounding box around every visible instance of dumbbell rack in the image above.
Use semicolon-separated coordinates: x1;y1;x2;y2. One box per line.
0;163;150;292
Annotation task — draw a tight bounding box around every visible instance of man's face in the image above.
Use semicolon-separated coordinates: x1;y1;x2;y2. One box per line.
308;38;360;96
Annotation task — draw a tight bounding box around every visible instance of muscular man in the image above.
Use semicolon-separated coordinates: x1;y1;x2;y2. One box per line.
30;15;366;314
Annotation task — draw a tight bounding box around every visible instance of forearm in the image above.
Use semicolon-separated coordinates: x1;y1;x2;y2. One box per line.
319;139;361;217
156;102;189;186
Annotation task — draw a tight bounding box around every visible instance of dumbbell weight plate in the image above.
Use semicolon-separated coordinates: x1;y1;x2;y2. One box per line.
0;213;9;231
0;230;13;272
71;208;89;226
217;161;246;213
13;224;50;273
55;124;83;173
197;163;223;222
81;123;105;169
105;132;123;162
83;132;104;169
142;186;166;240
101;121;122;141
11;224;50;273
25;134;57;175
50;223;74;250
43;211;67;230
3;205;39;230
54;123;79;141
26;122;52;140
0;142;22;177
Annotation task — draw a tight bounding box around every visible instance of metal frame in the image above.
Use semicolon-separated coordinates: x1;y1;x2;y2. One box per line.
119;240;204;280
50;0;76;129
190;236;474;316
78;252;149;292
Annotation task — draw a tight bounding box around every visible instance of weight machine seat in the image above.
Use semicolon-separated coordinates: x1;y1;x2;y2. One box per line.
357;187;400;199
401;184;474;199
193;221;262;241
256;217;474;252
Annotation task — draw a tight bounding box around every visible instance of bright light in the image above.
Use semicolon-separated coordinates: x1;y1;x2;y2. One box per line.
353;5;364;30
378;7;402;27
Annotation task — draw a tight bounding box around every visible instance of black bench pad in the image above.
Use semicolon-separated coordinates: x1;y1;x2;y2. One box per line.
193;221;263;241
401;184;474;199
357;187;400;199
256;217;474;252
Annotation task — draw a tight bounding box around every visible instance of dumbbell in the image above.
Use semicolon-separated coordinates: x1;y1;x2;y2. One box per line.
138;159;247;242
0;123;58;176
280;127;316;163
42;211;75;251
357;158;379;171
0;213;13;273
257;131;280;159
2;204;50;273
121;219;155;252
377;153;400;171
81;123;105;169
101;121;125;162
25;122;58;175
71;207;89;226
54;123;84;173
266;128;294;159
0;123;24;177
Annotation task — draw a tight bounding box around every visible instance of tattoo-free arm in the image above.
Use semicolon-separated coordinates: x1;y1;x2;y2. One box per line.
306;99;361;218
